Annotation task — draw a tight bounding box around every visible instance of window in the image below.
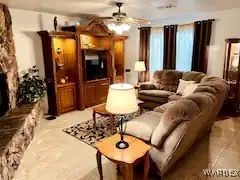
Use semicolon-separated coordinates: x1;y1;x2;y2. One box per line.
149;28;164;77
176;24;194;71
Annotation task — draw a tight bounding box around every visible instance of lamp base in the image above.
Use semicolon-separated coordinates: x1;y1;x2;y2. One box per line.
116;140;129;149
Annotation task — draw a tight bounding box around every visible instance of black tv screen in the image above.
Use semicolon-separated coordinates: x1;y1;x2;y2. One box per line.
86;59;107;81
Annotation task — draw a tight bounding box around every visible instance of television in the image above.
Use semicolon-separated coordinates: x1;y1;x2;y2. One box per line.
84;52;107;81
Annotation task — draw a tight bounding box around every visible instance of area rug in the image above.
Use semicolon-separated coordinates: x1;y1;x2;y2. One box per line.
63;111;143;148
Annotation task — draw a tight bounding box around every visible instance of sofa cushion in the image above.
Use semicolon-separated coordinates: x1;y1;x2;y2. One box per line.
124;111;162;142
159;70;183;92
182;71;206;82
139;94;168;104
153;101;177;113
200;81;229;94
194;85;217;94
139;82;157;90
152;71;163;89
168;94;182;102
198;92;217;103
139;90;174;103
200;75;222;83
184;93;215;112
139;90;175;98
151;99;200;148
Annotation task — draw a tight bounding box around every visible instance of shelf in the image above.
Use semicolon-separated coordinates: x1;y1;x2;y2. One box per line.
57;82;76;88
85;78;110;83
81;47;110;51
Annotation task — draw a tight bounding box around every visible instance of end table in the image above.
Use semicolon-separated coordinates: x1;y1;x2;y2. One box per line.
95;134;152;180
92;104;115;134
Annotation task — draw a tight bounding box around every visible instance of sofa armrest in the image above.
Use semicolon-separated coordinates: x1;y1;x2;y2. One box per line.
151;99;200;148
139;82;157;90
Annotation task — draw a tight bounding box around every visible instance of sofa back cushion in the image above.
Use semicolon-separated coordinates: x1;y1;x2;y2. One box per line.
152;70;163;89
194;85;217;94
184;93;216;112
151;99;200;148
182;71;206;82
200;75;222;83
159;70;183;92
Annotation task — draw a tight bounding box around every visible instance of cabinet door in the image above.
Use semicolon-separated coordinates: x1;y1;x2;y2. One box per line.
114;40;125;82
57;85;76;113
85;84;96;107
96;80;110;104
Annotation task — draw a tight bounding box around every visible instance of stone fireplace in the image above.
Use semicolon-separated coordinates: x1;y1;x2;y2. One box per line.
0;3;18;111
0;4;42;180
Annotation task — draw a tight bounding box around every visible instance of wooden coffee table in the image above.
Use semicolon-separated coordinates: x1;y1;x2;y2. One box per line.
92;104;115;133
96;134;152;180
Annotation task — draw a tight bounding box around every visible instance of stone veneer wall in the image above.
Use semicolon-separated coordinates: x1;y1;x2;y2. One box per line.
0;4;43;180
0;3;18;109
0;102;42;180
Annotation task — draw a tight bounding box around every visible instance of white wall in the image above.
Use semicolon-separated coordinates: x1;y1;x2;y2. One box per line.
124;8;240;84
9;8;79;77
124;27;140;84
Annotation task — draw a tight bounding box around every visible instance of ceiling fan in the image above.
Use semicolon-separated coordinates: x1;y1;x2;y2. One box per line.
94;2;151;34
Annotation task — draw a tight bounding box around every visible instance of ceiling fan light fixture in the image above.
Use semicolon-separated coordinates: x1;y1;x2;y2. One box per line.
107;22;131;35
121;23;131;31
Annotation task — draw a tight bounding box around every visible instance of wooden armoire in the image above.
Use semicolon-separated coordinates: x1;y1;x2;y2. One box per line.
38;20;128;116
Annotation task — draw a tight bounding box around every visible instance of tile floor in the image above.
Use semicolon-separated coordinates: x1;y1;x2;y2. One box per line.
13;109;240;180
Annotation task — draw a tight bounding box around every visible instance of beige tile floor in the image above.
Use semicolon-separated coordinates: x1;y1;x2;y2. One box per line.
13;109;240;180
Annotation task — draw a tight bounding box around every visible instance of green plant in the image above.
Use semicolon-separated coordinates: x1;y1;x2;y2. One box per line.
17;66;46;104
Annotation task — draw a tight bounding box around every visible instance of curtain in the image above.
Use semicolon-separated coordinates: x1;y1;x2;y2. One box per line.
192;19;214;73
139;27;151;82
176;24;194;71
163;25;178;69
150;28;164;78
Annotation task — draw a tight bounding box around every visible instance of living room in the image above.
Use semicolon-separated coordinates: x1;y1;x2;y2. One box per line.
0;0;240;180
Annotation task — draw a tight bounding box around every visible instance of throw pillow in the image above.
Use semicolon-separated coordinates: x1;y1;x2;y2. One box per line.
176;79;195;95
182;83;199;97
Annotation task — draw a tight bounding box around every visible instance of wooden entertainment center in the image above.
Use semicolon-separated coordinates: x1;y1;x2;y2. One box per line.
38;20;128;115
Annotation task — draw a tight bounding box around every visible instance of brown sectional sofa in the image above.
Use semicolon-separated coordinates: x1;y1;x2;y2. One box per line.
125;70;229;177
138;70;206;109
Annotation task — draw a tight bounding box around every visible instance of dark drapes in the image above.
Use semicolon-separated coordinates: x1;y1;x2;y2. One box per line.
139;27;151;82
192;19;214;73
163;25;178;69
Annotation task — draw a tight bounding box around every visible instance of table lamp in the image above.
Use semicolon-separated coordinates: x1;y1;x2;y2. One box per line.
134;61;146;83
106;84;138;149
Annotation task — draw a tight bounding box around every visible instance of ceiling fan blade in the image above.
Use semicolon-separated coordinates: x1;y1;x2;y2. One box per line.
78;13;99;19
123;17;151;25
96;17;114;20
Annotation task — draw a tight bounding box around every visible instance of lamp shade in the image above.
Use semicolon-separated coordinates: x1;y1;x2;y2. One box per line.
134;61;146;72
106;84;138;115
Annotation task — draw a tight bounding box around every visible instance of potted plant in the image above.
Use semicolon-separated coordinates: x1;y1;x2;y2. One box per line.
17;66;46;104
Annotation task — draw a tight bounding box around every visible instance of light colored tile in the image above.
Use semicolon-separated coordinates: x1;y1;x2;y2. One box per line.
13;110;240;180
214;118;240;133
213;148;240;169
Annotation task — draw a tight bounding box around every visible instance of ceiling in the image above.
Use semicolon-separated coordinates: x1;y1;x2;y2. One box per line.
4;0;240;22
